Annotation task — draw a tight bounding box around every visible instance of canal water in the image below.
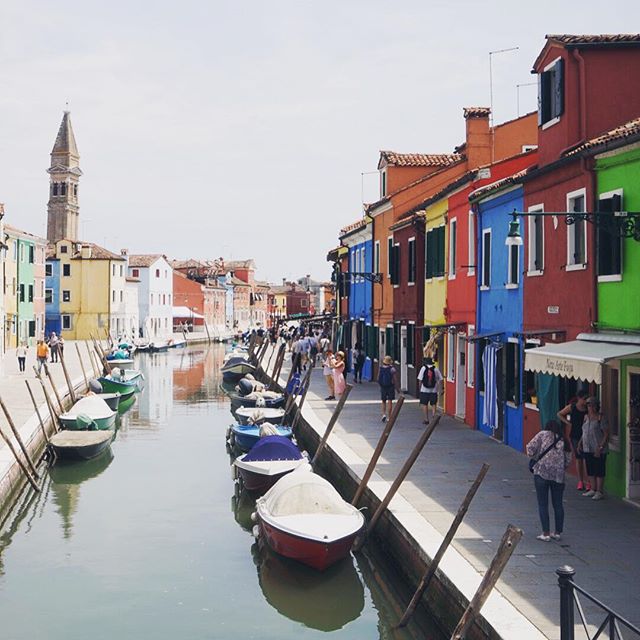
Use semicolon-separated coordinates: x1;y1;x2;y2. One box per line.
0;346;443;639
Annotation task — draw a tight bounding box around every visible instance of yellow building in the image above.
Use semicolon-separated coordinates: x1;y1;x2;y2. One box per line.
49;240;127;340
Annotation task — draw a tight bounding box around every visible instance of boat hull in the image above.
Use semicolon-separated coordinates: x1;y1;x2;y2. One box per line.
59;412;116;431
98;377;137;397
230;395;285;409
96;393;120;411
49;431;113;461
258;519;361;571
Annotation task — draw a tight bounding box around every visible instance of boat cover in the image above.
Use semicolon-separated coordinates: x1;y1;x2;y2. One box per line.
244;436;302;462
236;407;285;423
60;396;114;420
261;472;355;517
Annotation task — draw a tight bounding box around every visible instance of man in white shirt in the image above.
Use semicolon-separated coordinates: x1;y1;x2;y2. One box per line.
417;356;443;424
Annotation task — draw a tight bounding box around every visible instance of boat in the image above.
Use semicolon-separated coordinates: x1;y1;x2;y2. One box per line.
59;396;117;431
117;394;137;414
221;357;255;382
229;424;293;452
168;339;187;349
95;392;120;411
48;429;114;461
235;407;286;425
105;357;136;369
255;472;366;571
149;340;173;353
98;375;137;397
229;392;286;409
48;448;114;484
234;436;310;494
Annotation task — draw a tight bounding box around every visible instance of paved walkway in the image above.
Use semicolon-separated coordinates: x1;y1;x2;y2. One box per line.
271;350;640;639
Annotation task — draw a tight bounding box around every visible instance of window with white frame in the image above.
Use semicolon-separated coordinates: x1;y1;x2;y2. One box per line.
468;210;475;276
387;237;393;278
447;332;456;381
374;241;380;275
481;229;491;288
360;247;365;282
597;190;623;280
467;326;475;388
62;314;72;330
527;206;544;273
449;218;457;279
62;290;71;302
567;189;587;268
507;244;520;286
538;57;564;128
407;237;416;284
45;289;53;304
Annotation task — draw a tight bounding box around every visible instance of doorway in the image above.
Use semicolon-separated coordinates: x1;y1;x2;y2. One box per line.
456;332;466;418
400;325;408;392
627;369;640;500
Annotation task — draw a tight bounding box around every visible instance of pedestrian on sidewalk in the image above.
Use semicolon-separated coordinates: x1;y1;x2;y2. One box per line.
526;419;572;542
331;351;346;398
557;390;589;491
352;342;365;384
36;340;49;374
323;349;335;400
579;397;610;501
59;336;65;358
17;341;28;373
417;356;443;424
378;355;396;422
49;332;59;363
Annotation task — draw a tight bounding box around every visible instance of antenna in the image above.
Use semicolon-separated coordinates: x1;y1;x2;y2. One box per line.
489;47;519;127
516;82;537;117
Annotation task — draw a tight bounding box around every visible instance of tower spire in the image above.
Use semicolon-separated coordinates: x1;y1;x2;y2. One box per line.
47;111;82;243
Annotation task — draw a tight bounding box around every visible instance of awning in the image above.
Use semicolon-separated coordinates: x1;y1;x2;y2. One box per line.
465;331;504;342
173;306;204;319
525;340;640;384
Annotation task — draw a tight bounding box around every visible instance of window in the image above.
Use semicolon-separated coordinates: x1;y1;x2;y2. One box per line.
45;289;53;304
28;245;34;264
112;264;116;276
507;244;520;286
527;206;544;273
597;191;623;279
12;241;17;260
112;290;116;302
467;326;475;388
481;229;491;288
407;238;416;284
447;332;456;381
120;265;124;277
60;182;67;196
523;341;541;407
425;226;445;278
19;244;24;262
538;57;564;127
374;241;380;275
505;340;520;405
62;314;71;330
151;294;154;304
52;183;59;196
449;219;457;278
28;285;33;302
387;237;393;278
390;243;400;285
120;290;123;302
407;323;414;366
62;264;71;277
132;268;139;278
19;284;25;302
45;263;52;277
62;290;71;302
381;170;387;197
28;320;36;338
60;245;68;254
155;269;160;278
360;247;365;283
567;189;587;268
468;210;475;276
602;366;619;450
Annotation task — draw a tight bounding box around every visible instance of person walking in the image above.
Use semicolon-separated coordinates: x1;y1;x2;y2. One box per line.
17;341;28;373
526;420;572;541
417;356;443;424
579;397;610;501
49;332;59;363
36;340;49;374
58;336;65;358
331;351;346;398
323;349;335;400
352;342;366;384
557;390;589;490
291;335;303;374
378;355;396;422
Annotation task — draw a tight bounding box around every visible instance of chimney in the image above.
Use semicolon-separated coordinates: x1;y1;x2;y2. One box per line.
80;244;92;259
464;107;491;169
282;278;286;286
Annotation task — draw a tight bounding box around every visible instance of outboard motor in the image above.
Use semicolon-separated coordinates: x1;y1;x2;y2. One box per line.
89;379;103;394
237;378;254;397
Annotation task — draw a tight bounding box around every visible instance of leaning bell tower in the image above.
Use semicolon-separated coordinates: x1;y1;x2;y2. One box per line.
47;111;82;243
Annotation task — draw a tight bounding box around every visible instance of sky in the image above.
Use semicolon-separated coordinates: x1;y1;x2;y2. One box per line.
1;0;639;284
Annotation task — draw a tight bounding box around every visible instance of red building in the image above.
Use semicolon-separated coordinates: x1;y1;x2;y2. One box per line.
521;34;640;444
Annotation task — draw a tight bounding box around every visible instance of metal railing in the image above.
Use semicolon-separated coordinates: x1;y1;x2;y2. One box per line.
558;566;640;639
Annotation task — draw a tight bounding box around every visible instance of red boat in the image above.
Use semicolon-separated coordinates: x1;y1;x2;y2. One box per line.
255;472;365;571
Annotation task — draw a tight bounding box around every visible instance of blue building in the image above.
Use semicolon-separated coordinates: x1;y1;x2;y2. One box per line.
473;182;525;451
45;257;61;336
339;218;373;381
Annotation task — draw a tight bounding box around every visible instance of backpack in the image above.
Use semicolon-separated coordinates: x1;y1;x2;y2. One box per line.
423;366;436;389
378;365;393;387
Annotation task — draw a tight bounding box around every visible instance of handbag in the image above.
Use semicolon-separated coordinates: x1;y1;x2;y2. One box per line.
529;435;560;473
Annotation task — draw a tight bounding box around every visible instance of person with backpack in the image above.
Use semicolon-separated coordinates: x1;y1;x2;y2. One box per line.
378;355;396;422
352;342;366;384
417;356;443;424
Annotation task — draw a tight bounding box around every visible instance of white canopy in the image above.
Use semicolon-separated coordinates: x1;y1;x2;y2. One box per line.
525;340;640;384
172;306;204;319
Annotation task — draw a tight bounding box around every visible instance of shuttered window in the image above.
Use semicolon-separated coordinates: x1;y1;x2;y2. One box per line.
425;226;445;278
408;238;416;284
481;229;491;288
597;193;623;278
538;57;564;126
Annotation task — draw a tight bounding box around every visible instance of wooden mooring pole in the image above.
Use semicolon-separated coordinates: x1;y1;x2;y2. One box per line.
351;396;405;507
290;365;314;431
270;344;286;389
43;362;64;413
25;380;49;444
75;342;89;389
397;463;491;627
33;366;58;429
449;524;523;640
85;341;99;377
58;349;77;404
0;424;39;492
311;383;353;467
353;414;442;551
0;396;40;479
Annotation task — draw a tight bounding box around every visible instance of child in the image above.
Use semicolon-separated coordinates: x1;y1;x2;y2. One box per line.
378;355;396;422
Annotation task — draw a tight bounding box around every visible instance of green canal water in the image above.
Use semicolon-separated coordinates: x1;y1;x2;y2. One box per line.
0;346;442;639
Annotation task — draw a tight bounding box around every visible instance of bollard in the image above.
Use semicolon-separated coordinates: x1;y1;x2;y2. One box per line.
557;565;576;640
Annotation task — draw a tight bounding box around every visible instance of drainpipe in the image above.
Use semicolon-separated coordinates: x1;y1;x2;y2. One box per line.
583;154;598;331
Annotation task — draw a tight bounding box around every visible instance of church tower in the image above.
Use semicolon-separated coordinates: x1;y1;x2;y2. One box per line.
47;111;82;243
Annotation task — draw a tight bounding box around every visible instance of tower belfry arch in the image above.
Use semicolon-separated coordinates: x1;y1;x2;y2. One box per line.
47;111;82;243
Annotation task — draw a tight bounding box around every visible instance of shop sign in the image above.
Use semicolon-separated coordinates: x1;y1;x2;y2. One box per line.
545;357;575;376
547;305;559;314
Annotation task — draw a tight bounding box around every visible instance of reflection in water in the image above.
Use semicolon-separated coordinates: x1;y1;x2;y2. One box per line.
137;353;173;423
49;450;114;539
253;542;365;632
231;486;255;533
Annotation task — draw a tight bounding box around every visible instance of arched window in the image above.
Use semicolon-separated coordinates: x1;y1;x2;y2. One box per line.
52;183;59;196
61;182;67;196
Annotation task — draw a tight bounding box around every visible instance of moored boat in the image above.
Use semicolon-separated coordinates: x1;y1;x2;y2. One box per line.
255;472;365;571
235;407;286;425
59;396;117;431
98;375;137;397
234;436;310;494
48;429;114;461
221;357;255;382
229;392;285;409
229;424;293;452
95;392;120;411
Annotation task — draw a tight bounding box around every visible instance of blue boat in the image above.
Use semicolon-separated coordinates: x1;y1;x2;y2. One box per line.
230;425;293;452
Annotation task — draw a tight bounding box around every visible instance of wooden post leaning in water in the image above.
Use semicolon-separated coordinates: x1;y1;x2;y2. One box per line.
270;344;286;390
290;365;314;431
75;342;89;389
0;396;40;480
0;423;39;492
353;413;442;551
449;524;523;640
25;380;49;444
58;349;77;404
264;342;276;377
85;341;99;377
351;396;405;507
311;383;353;467
397;463;491;628
33;366;58;428
43;362;64;414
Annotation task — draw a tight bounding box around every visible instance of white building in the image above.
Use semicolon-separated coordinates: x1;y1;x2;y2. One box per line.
128;254;173;342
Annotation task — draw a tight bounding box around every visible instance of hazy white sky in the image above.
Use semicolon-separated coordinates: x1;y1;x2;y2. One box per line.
1;1;639;282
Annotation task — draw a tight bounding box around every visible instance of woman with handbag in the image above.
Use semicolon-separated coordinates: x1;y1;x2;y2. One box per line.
526;420;572;542
579;397;610;501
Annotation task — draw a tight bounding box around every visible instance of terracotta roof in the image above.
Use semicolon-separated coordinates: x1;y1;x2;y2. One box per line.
564;116;640;156
171;258;207;269
339;217;368;236
269;285;290;294
72;242;125;261
229;276;250;287
128;254;164;268
469;167;533;202
4;224;47;243
254;280;271;288
378;151;463;168
225;259;255;271
463;107;491;119
546;34;640;46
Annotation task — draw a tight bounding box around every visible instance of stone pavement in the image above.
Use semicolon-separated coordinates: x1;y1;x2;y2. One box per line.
271;350;640;639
